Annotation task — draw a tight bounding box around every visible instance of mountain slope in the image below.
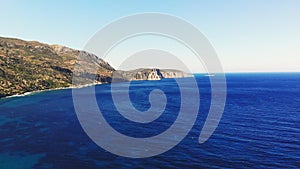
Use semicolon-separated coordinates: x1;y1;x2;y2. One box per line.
0;37;114;97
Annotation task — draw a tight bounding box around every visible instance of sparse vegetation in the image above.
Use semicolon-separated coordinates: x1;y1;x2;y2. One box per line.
0;37;115;97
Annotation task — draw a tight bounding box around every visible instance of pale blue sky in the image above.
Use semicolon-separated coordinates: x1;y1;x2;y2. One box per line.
1;0;299;72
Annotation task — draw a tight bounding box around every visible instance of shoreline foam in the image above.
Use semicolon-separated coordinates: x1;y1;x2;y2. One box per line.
1;83;100;100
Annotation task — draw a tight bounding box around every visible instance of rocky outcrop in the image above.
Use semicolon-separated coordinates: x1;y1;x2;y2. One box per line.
113;68;191;82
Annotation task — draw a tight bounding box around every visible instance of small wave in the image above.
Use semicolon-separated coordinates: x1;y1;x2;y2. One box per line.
204;74;215;77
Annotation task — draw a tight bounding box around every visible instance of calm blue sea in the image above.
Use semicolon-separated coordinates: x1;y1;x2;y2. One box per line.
0;73;299;168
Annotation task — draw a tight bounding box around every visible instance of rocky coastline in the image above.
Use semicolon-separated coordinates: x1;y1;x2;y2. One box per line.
0;37;191;98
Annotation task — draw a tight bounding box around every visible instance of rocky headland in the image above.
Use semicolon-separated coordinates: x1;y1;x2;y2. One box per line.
113;68;191;81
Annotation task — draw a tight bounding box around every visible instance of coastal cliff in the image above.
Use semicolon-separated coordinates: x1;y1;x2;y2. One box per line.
0;37;191;98
113;68;191;81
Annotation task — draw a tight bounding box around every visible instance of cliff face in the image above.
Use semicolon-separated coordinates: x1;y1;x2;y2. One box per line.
0;37;191;98
113;68;191;81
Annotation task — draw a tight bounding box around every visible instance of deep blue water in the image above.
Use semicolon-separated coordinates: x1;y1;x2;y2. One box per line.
0;73;299;168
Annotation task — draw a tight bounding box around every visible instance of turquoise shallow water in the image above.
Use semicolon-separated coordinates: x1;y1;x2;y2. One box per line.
0;73;299;168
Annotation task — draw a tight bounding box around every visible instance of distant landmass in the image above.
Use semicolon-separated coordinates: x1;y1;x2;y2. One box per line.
113;68;191;81
0;37;191;98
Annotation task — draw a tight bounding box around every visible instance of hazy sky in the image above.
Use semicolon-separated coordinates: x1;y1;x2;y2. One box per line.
1;0;299;72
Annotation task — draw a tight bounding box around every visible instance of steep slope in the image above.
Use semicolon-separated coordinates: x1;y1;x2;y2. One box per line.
0;37;115;97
